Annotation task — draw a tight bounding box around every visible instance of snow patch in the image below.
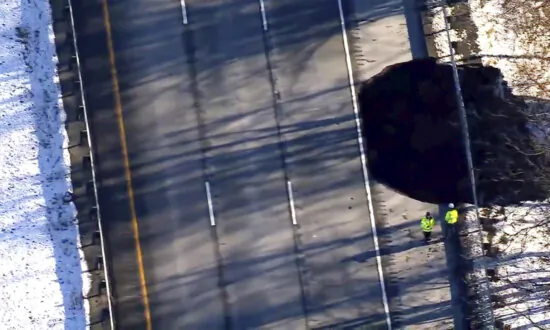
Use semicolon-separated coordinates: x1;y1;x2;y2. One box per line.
483;203;550;328
469;0;550;99
430;4;465;62
0;0;88;329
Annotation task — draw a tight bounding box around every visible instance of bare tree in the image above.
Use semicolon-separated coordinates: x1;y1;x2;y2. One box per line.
481;203;550;329
427;1;550;328
454;63;550;205
497;0;550;100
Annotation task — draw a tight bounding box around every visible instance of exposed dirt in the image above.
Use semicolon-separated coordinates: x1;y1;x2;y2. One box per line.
358;58;548;206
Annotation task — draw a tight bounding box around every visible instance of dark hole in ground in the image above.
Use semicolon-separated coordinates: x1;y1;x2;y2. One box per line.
358;57;549;206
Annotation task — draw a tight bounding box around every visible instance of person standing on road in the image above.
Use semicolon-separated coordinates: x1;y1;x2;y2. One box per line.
420;212;435;243
443;203;458;240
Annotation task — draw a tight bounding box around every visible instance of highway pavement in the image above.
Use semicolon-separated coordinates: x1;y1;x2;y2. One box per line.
72;0;149;327
264;0;388;328
104;0;229;328
188;0;306;328
76;0;225;327
74;0;402;328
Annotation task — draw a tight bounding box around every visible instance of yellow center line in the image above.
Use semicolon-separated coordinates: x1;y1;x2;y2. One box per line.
100;0;152;329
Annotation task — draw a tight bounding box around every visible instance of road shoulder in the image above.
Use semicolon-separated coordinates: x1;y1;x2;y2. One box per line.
344;1;455;328
48;0;112;327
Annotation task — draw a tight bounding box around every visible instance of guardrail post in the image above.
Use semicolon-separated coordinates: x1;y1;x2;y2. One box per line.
53;0;116;327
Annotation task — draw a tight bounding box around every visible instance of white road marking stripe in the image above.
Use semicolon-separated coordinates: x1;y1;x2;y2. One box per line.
180;0;188;25
287;180;298;225
205;181;216;226
336;0;392;328
258;0;268;31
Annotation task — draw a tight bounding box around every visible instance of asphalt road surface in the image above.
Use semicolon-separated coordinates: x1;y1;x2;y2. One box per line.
264;0;387;328
189;0;306;328
76;0;389;328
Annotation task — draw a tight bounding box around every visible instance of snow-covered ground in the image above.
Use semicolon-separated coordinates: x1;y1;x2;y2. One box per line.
428;0;550;328
0;0;89;329
483;203;550;328
431;0;550;100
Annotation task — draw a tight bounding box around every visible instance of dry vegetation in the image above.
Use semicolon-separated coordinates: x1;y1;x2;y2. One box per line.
426;0;550;328
495;0;550;99
480;203;550;328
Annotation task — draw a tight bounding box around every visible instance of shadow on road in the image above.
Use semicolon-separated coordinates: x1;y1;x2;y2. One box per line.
68;0;440;328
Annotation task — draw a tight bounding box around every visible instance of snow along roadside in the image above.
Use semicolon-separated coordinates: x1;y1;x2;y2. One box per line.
482;203;550;328
427;0;550;328
0;0;89;329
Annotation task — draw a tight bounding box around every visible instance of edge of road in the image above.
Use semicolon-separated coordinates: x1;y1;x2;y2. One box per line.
64;0;117;326
343;0;466;328
336;1;393;329
48;0;115;328
97;0;152;328
341;1;416;328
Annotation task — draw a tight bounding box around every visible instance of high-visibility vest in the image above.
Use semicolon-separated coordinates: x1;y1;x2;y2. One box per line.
445;209;458;224
421;216;435;232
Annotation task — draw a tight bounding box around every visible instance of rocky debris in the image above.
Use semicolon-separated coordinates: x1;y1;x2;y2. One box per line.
358;58;549;206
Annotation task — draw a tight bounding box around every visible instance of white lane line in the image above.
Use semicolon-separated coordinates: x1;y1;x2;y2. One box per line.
180;0;188;25
336;0;392;329
287;180;298;225
258;0;268;31
205;181;216;226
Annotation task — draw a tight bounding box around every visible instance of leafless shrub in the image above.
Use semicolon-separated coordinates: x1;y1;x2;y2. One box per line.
481;202;550;328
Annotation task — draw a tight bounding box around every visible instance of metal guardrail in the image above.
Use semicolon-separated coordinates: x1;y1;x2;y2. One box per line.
63;0;116;328
438;1;496;328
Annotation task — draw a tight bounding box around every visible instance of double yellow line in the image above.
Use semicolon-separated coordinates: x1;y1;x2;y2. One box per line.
100;0;152;328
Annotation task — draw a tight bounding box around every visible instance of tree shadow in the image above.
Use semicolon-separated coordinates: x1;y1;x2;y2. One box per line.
17;0;88;328
68;0;455;328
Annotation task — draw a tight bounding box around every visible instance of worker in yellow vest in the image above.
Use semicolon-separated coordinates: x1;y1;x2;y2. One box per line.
420;212;435;243
443;203;459;240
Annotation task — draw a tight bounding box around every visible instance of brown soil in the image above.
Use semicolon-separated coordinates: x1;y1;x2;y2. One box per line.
358;58;548;206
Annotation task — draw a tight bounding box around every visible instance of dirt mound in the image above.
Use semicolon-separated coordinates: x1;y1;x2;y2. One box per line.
358;58;548;205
